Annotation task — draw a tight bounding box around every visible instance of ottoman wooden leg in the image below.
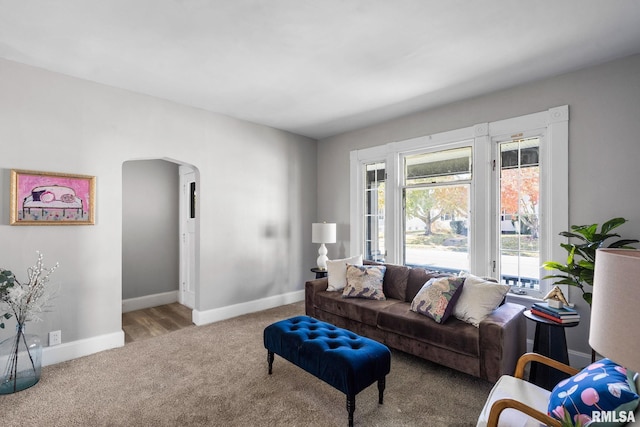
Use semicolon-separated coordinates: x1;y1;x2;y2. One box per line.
378;377;386;404
267;351;274;374
346;394;355;427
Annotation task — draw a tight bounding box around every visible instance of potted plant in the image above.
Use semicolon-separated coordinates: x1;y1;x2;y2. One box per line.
0;252;58;394
542;217;638;306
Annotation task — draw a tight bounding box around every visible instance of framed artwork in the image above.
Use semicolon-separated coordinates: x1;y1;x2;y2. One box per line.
10;169;96;225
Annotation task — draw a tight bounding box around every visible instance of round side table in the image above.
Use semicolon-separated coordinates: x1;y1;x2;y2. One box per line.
310;268;328;279
524;309;579;391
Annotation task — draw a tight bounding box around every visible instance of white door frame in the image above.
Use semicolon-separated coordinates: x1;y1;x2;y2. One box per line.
179;164;199;310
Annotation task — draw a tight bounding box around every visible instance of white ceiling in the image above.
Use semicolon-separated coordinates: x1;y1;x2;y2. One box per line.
1;1;640;139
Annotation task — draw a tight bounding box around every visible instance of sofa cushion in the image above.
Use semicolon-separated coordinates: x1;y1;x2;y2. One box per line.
380;263;410;301
406;267;450;302
363;261;411;301
377;302;479;357
314;291;401;327
410;276;465;323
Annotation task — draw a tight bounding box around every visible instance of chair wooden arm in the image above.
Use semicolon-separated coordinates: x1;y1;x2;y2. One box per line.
513;352;579;379
487;398;562;427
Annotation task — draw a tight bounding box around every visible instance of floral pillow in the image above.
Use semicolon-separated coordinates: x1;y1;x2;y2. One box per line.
548;358;639;426
342;265;386;300
410;276;465;323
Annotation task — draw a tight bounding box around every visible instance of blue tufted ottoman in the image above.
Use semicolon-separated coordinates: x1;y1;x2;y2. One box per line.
264;315;391;426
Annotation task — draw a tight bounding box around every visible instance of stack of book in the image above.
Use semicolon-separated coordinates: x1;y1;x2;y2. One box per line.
531;302;580;324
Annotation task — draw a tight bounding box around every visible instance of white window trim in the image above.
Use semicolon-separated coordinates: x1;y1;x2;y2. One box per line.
350;106;568;299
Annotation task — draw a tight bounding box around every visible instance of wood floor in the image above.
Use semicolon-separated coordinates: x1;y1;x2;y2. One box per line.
122;302;193;344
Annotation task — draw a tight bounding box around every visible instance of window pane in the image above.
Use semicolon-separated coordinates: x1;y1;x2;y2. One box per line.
404;185;469;273
364;162;385;262
499;138;540;290
405;147;472;185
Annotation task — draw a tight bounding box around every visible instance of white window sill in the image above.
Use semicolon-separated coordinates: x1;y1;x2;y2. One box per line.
506;292;544;306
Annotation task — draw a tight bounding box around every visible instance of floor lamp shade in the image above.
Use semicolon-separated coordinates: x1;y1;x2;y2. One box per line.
312;223;336;270
590;248;640;373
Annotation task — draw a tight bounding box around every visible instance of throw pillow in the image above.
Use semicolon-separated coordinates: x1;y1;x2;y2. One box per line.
548;358;640;426
342;265;386;300
326;255;363;291
410;276;465;323
453;273;509;327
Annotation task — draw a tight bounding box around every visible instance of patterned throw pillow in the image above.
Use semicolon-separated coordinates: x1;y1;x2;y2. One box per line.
548;358;639;426
342;265;386;300
410;276;465;323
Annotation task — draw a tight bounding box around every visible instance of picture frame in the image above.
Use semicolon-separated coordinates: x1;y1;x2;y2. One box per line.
10;169;96;225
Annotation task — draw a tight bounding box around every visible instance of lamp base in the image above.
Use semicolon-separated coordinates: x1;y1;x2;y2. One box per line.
316;244;328;270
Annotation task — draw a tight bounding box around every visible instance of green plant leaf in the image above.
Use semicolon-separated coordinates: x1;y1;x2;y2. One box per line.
543;277;583;288
559;231;587;241
577;260;594;269
567;245;576;265
542;261;567;271
608;238;640;248
571;223;598;240
600;217;627;234
543;217;637;307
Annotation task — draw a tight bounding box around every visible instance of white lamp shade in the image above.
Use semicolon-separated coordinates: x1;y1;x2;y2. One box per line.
312;223;336;244
590;248;640;372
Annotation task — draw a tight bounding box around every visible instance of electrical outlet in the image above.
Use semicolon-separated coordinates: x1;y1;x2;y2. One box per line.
49;330;62;346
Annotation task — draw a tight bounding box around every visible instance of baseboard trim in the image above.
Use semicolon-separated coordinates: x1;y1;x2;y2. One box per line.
526;338;592;369
192;290;305;326
41;290;302;366
42;330;125;367
122;290;179;313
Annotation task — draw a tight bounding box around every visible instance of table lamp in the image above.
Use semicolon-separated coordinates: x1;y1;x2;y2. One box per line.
590;248;640;372
312;222;336;270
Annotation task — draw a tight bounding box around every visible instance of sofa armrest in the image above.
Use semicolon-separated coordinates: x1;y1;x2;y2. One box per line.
304;278;328;317
479;302;527;383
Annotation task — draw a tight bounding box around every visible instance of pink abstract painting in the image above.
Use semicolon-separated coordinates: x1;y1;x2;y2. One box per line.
11;170;95;225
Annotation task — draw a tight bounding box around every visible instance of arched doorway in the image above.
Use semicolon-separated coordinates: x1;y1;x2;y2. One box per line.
121;158;199;342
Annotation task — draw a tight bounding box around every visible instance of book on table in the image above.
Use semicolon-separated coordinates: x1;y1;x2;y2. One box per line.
532;302;579;318
530;308;580;324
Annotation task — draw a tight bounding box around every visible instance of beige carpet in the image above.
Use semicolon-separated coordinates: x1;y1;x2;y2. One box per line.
0;302;492;426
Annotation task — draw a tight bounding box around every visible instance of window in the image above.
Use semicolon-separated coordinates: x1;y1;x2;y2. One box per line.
365;162;386;262
403;147;472;273
498;137;540;289
350;106;568;298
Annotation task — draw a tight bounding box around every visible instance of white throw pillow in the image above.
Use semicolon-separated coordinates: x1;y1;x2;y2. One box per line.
326;255;363;291
453;273;510;327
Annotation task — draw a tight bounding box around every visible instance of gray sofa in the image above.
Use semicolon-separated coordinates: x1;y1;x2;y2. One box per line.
305;262;527;383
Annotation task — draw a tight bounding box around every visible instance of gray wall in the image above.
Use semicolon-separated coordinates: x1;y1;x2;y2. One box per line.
0;57;317;347
122;159;179;300
317;54;640;358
